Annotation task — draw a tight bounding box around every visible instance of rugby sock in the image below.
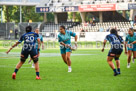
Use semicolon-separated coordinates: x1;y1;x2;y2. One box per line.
36;72;39;77
117;68;120;72
14;68;18;74
68;66;71;68
113;69;117;73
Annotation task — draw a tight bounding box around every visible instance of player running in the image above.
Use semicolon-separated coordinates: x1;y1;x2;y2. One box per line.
58;25;77;72
28;28;44;68
6;26;41;80
124;28;136;68
102;28;124;76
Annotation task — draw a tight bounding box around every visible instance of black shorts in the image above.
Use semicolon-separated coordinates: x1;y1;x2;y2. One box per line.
108;48;123;57
21;48;38;60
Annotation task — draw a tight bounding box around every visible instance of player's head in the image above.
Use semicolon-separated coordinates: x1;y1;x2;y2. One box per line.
110;28;117;35
128;28;134;35
34;28;39;34
26;26;32;33
59;25;65;34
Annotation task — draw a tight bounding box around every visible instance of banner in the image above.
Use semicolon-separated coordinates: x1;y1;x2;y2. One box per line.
128;3;136;9
36;7;49;13
79;4;116;12
116;3;128;10
49;6;65;12
64;6;78;12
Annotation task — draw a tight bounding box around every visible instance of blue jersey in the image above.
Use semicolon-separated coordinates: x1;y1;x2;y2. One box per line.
58;30;76;45
35;34;43;49
18;32;39;51
125;33;136;47
105;34;123;49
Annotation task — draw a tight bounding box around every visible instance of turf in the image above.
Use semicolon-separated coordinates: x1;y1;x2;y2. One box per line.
0;48;136;91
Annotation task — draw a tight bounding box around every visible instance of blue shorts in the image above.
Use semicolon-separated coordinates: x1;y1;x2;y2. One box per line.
21;48;38;59
108;48;123;58
60;47;72;54
127;47;136;51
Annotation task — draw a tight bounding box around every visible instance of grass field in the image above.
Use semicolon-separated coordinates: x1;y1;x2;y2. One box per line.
0;41;136;91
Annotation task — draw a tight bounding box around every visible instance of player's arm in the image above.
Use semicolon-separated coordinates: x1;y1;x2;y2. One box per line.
6;35;24;54
130;41;136;44
70;31;78;47
37;38;41;51
124;36;128;54
124;41;128;55
74;35;78;47
6;42;20;54
101;39;107;52
58;35;66;46
41;37;44;50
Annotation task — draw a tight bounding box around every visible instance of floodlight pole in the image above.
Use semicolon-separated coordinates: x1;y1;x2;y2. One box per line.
1;7;2;23
20;5;22;23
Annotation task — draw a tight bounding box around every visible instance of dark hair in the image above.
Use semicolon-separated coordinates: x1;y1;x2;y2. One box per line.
60;25;65;30
129;28;134;32
26;26;32;33
110;28;122;43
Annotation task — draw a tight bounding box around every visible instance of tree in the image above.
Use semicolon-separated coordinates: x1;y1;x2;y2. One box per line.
22;6;44;22
3;5;20;22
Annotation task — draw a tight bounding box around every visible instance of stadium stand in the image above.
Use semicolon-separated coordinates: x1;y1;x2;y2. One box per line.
44;0;136;6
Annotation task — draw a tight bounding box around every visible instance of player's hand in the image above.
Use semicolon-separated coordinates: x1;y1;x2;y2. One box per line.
101;48;104;52
6;49;10;54
125;51;127;55
75;42;77;48
127;44;133;48
42;45;44;50
60;42;65;46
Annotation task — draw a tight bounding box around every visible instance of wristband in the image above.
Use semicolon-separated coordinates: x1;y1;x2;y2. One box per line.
75;42;77;44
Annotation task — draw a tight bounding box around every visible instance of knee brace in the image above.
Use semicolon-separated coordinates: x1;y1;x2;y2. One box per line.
20;55;26;62
33;57;38;63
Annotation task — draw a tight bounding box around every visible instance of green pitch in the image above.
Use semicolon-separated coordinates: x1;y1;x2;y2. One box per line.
0;46;136;90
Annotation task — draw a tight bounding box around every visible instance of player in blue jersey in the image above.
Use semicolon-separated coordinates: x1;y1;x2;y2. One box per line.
28;28;44;68
101;28;124;76
124;28;136;68
6;26;41;80
58;25;77;72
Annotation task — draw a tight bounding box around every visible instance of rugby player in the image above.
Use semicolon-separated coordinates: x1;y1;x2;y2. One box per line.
102;28;123;76
6;26;41;80
58;25;77;72
124;28;136;68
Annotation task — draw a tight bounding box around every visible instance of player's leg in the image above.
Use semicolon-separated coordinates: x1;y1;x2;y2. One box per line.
60;48;67;64
61;54;67;64
66;52;72;72
12;54;27;79
32;49;40;68
107;56;118;76
127;50;132;68
132;50;136;63
28;57;32;64
115;54;121;74
32;55;40;79
30;48;40;79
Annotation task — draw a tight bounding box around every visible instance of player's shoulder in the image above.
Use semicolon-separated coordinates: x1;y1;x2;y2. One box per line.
106;34;111;37
134;32;136;36
66;30;72;33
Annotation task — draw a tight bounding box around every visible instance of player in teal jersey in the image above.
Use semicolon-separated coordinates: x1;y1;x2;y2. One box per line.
125;28;136;68
58;25;77;72
28;28;44;68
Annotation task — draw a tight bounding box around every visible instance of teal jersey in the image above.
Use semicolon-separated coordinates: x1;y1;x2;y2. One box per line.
125;32;136;47
36;34;43;49
58;30;76;45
